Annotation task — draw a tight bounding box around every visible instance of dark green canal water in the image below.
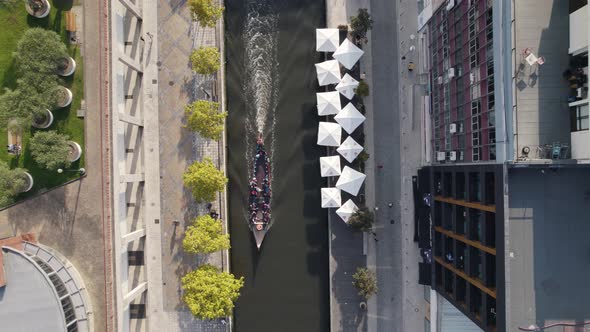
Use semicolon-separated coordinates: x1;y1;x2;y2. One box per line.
225;0;329;331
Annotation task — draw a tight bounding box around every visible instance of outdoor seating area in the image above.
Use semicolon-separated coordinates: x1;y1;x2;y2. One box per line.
0;1;85;206
315;28;367;223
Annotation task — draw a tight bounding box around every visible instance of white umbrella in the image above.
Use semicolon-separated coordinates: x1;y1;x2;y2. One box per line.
335;73;359;100
317;122;342;147
337;136;363;163
316;91;341;116
321;187;342;208
336;166;366;196
315;60;341;86
320;156;341;177
336;199;358;223
316;28;340;52
333;38;364;70
334;103;366;134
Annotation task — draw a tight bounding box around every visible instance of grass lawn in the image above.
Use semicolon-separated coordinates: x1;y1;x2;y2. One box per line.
0;0;85;203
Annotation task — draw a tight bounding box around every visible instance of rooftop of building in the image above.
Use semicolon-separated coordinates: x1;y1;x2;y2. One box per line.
0;235;91;332
505;165;590;331
0;245;67;331
511;0;572;161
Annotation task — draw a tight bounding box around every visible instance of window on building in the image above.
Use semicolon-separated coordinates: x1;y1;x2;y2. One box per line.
471;100;481;115
471;83;481;99
489;145;496;160
570;104;589;132
458;134;466;149
473;146;483;161
488;111;496;128
472;130;480;146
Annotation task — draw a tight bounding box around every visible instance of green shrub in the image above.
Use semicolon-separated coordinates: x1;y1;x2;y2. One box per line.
355;80;370;98
29;131;71;170
0;163;28;207
185;100;226;140
190;47;221;75
188;0;224;28
352;267;377;300
183;215;230;254
348;206;374;232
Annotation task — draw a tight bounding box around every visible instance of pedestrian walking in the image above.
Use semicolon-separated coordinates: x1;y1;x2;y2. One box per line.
388;202;393;208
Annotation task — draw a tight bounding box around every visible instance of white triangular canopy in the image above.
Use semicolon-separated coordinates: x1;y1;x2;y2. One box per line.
316;91;341;116
333;38;364;70
315;60;341;86
316;28;340;52
337;136;364;163
335;73;359;100
334;103;366;134
336;199;358;223
317;122;342;147
336;166;366;196
320;156;341;177
321;187;342;208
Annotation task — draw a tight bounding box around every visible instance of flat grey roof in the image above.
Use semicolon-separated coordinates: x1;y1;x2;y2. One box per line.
513;0;571;156
506;167;590;330
0;248;66;332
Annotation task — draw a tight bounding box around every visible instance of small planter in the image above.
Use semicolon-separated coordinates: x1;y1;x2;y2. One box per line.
21;172;34;193
67;141;82;162
54;86;73;109
25;0;50;18
57;57;76;77
31;109;54;129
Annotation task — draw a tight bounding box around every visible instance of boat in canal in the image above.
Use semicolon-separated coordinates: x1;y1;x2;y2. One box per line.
248;133;272;249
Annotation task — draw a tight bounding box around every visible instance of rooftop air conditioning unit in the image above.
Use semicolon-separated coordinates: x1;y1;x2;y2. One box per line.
449;151;457;161
448;67;455;79
437;76;443;85
449;123;457;134
446;0;455;11
437;151;446;161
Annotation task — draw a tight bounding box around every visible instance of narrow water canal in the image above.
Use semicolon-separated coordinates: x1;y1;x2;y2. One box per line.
225;0;329;331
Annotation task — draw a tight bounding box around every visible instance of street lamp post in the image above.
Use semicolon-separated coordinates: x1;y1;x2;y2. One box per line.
57;167;86;176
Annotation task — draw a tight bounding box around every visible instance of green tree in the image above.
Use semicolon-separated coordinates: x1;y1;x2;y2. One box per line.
182;264;244;319
188;0;224;28
29;131;72;170
183;215;230;254
348;206;374;232
355;80;370;98
350;8;373;38
0;163;28;207
183;157;227;202
184;100;226;140
14;28;68;76
190;47;221;75
352;267;377;300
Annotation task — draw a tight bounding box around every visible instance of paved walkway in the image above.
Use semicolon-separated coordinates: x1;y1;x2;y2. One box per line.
0;0;112;331
155;1;227;330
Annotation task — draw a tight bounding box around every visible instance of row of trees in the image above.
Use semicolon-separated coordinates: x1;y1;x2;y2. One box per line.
179;0;241;322
348;9;378;302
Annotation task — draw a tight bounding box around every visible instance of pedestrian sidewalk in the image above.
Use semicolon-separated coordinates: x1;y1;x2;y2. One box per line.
154;0;228;330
